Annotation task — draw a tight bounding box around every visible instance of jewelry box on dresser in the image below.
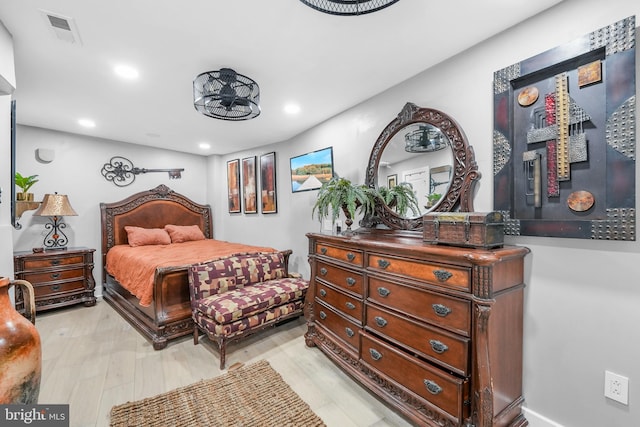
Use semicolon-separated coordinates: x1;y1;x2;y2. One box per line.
304;103;530;427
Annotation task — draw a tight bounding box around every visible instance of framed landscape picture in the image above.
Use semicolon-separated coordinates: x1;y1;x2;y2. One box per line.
242;156;257;214
260;152;277;214
290;147;334;193
227;159;241;213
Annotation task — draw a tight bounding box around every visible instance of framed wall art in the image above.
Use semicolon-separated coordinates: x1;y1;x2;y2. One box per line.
260;152;277;214
493;16;636;240
290;146;334;193
387;174;397;188
227;159;241;213
242;156;257;214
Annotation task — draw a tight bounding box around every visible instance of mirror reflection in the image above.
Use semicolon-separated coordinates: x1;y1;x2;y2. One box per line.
377;123;453;218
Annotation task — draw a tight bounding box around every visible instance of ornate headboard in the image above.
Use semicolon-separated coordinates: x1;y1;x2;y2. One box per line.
100;185;213;280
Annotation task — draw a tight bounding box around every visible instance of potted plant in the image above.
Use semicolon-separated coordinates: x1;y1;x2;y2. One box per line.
312;177;377;234
15;173;39;201
377;182;421;217
426;192;442;208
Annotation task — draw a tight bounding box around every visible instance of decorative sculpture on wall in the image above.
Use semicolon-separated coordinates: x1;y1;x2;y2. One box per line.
493;16;636;240
101;156;184;187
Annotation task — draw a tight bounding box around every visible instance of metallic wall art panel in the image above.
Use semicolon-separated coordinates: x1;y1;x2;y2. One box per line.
493;16;636;240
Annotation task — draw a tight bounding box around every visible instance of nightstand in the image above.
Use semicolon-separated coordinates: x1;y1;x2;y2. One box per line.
13;247;96;313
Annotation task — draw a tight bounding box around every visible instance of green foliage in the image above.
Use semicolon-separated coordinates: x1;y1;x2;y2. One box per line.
312;177;377;222
15;172;39;193
377;182;420;217
293;163;332;176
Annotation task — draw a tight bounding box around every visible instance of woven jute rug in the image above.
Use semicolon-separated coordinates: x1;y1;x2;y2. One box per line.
109;360;326;427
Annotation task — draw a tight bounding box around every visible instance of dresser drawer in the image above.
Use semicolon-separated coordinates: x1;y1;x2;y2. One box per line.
33;280;85;298
22;268;85;284
316;261;364;296
316;282;363;323
22;255;85;270
316;302;361;353
360;332;469;424
366;304;469;376
368;254;470;292
315;243;363;267
368;276;471;336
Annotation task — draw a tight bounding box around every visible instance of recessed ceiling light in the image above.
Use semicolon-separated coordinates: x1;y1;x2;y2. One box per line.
78;118;95;128
199;142;211;150
114;64;139;80
284;103;301;115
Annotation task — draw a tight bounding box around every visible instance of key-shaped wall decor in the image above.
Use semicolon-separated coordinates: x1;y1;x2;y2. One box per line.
101;156;184;187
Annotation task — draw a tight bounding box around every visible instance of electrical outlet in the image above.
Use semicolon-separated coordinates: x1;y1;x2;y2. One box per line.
604;370;629;405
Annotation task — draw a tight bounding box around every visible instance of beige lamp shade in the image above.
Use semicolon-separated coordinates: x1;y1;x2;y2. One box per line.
33;193;78;217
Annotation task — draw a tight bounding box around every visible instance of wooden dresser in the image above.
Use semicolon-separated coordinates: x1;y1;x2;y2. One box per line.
305;231;529;427
14;247;96;313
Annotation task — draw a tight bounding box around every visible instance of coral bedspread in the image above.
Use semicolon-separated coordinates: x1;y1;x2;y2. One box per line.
106;239;276;307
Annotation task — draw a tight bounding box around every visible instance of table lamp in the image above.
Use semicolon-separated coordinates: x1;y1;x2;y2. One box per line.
32;192;78;250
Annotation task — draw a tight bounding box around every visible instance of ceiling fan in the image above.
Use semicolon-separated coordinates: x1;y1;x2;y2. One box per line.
193;68;261;121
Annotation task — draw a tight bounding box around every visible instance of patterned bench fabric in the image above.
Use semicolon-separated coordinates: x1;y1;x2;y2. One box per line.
193;277;308;324
193;300;305;338
188;252;287;301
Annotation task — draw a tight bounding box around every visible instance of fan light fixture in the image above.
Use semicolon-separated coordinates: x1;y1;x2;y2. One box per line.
405;125;449;153
300;0;398;16
193;68;260;121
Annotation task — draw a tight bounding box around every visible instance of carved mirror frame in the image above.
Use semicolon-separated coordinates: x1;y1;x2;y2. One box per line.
365;102;480;231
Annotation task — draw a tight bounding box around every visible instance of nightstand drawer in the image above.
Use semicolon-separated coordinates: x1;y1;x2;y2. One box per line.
33;280;85;297
22;255;85;270
23;268;85;284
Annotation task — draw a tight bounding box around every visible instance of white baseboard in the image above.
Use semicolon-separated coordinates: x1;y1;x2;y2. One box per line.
523;407;565;427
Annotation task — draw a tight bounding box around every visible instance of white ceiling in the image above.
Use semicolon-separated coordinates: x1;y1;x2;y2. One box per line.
0;0;563;156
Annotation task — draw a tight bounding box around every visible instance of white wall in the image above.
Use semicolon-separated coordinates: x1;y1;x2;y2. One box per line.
213;1;640;426
0;20;15;281
11;125;209;288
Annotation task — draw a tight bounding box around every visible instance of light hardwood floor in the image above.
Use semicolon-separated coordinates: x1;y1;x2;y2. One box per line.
34;299;413;427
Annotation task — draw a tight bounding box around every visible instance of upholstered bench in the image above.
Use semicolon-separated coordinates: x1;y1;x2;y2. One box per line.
188;251;309;369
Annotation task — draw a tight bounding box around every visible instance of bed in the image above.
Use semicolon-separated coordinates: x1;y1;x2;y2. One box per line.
100;184;288;349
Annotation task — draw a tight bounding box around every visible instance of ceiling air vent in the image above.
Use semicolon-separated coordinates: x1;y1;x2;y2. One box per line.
40;10;82;45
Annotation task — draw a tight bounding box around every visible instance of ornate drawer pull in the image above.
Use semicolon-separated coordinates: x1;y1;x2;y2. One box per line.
429;339;449;354
319;311;327;320
432;303;452;317
320;247;327;254
377;287;390;297
377;259;390;269
50;260;61;266
424;379;443;395
345;302;356;310
319;289;327;297
433;269;452;282
50;273;61;279
374;316;387;327
51;285;61;291
345;327;354;337
320;267;328;276
346;277;356;286
346;252;355;261
369;348;382;361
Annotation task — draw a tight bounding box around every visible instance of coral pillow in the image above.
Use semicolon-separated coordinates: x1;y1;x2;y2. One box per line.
125;226;171;247
165;224;206;243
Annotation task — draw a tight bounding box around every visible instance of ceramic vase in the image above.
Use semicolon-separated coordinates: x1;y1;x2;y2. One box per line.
0;277;41;404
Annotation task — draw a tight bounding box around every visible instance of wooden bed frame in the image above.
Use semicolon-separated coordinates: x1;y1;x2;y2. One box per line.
100;184;214;350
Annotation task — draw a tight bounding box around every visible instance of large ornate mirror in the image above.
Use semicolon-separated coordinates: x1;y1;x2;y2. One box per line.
365;102;480;231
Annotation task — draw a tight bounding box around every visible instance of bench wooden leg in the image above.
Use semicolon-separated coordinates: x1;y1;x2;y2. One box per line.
217;337;226;369
193;325;199;345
